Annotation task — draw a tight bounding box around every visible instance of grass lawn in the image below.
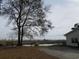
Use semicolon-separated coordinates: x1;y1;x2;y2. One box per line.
0;46;59;59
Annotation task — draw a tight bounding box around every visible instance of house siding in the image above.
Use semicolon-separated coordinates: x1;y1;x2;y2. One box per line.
66;30;79;47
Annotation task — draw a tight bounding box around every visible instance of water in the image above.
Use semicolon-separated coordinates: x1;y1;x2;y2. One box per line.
23;44;57;47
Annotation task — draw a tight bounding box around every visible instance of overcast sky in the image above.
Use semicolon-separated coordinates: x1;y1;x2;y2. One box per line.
43;0;79;39
0;0;79;39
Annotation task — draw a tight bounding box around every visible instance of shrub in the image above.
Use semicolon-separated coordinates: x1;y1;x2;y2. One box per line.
5;41;14;46
0;44;3;46
34;42;39;47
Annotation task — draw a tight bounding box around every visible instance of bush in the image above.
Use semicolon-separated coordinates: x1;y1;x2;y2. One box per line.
5;41;14;46
0;44;3;46
34;42;39;47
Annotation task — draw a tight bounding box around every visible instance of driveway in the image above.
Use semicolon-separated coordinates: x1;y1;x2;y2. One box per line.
40;46;79;59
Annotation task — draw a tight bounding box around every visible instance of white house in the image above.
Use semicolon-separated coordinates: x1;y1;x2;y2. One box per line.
65;25;79;47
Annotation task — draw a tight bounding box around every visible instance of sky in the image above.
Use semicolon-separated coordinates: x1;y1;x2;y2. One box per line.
43;0;79;39
0;0;79;39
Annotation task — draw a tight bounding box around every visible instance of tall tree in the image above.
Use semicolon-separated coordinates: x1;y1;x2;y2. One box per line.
1;0;52;46
0;0;2;13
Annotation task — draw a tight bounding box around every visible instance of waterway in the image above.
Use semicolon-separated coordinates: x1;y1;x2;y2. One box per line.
23;44;57;46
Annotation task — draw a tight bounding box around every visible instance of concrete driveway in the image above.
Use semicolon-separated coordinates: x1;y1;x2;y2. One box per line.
40;46;79;59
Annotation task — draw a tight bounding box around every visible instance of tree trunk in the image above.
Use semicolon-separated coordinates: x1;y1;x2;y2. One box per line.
17;8;22;46
20;27;24;46
17;26;22;46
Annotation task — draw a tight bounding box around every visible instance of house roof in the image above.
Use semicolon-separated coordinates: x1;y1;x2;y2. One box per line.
64;31;73;36
64;28;79;36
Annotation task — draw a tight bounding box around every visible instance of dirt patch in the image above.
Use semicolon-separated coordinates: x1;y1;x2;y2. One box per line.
0;47;59;59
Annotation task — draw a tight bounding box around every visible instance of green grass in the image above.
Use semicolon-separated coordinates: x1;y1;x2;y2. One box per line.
0;40;17;46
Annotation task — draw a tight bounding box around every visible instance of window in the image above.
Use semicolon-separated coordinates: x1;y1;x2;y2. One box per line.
71;38;74;43
71;38;78;43
75;38;78;43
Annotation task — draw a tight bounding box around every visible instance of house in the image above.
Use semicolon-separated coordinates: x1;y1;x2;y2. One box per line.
65;24;79;47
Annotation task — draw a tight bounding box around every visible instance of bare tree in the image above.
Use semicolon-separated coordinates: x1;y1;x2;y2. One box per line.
0;0;2;13
1;0;52;46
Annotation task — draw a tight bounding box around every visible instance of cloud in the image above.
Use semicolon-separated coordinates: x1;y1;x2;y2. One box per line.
66;0;79;6
68;0;79;2
0;0;79;39
44;0;79;39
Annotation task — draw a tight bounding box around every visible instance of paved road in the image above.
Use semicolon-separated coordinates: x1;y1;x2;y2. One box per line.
40;47;79;59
